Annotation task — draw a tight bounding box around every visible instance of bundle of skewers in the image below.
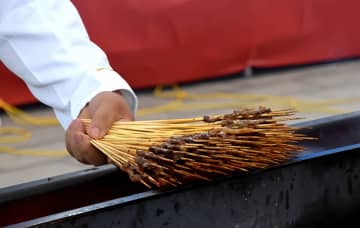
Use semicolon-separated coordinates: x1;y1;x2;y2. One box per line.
83;107;311;188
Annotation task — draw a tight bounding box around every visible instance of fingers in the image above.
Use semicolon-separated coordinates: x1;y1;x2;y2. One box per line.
65;119;108;166
65;91;134;166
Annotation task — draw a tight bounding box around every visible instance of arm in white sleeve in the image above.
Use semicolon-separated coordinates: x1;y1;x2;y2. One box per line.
0;0;138;129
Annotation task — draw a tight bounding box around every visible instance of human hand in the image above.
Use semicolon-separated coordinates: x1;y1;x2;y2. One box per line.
65;91;133;165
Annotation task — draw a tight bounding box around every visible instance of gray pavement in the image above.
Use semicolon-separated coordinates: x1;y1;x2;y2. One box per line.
1;59;360;188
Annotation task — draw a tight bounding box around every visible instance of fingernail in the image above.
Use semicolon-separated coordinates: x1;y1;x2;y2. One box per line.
89;127;100;139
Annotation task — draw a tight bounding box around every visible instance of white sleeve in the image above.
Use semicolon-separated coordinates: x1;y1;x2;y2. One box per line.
0;0;138;129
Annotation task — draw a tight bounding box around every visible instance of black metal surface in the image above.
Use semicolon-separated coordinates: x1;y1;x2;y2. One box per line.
0;165;118;204
3;111;360;227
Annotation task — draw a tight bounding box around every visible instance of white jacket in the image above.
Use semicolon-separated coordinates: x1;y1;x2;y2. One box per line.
0;0;138;129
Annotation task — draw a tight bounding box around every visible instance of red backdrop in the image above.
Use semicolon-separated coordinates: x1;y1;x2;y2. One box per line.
2;0;360;105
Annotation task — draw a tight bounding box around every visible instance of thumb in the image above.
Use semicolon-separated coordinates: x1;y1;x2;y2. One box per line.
86;91;133;139
88;106;117;139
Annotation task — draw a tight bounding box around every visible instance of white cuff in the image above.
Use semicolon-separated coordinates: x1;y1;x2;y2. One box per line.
55;69;138;129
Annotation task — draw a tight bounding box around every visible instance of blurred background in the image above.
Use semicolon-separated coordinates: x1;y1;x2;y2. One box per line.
2;0;360;188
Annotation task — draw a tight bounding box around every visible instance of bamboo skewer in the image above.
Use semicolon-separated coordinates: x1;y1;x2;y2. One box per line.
82;106;313;188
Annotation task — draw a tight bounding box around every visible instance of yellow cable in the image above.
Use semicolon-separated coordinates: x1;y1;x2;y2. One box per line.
0;98;64;156
0;127;32;143
0;146;67;157
1;84;360;157
0;99;58;125
137;85;355;117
